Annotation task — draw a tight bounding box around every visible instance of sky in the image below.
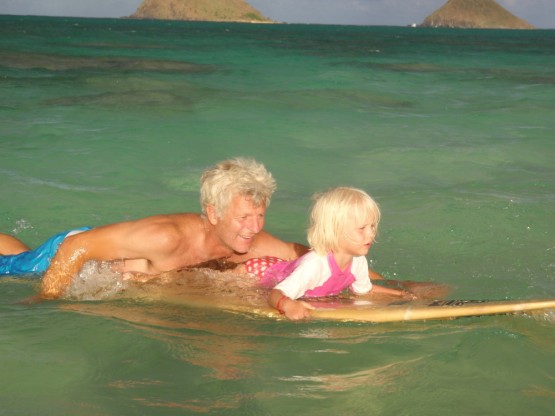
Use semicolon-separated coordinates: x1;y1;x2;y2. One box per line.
0;0;553;29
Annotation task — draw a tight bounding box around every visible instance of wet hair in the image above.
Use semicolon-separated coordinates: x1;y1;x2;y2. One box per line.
200;157;276;218
307;187;380;255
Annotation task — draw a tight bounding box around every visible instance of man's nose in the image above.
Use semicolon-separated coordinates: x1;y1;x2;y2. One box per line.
247;216;263;233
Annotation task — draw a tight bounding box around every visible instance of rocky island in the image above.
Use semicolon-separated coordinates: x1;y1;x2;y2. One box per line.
420;0;534;29
129;0;272;23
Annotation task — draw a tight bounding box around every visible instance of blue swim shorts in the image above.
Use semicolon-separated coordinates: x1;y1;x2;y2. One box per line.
0;226;92;276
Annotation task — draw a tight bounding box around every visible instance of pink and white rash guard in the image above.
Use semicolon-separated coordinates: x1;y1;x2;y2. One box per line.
244;251;372;299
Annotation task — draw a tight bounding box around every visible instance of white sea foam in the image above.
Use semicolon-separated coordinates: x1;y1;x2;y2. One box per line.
64;261;128;301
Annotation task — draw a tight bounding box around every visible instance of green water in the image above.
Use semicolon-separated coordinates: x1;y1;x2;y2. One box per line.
1;15;554;415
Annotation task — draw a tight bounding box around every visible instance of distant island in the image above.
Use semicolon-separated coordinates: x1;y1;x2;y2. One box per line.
420;0;534;29
128;0;535;29
129;0;272;23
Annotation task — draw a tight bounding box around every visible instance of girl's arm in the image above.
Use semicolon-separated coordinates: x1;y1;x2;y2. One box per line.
371;284;417;300
268;289;314;321
352;258;416;300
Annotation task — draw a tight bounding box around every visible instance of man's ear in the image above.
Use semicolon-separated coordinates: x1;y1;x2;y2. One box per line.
205;205;219;225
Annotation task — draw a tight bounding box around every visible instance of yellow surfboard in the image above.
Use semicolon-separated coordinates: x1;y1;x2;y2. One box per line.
127;269;555;323
308;298;555;322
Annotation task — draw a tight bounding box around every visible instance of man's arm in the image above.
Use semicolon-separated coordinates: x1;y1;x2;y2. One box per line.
228;230;309;263
369;268;385;281
39;232;91;299
40;217;185;299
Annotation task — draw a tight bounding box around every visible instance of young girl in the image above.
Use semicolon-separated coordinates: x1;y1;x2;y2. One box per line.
240;186;416;320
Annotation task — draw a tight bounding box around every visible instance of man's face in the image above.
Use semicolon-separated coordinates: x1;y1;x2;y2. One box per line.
213;194;266;254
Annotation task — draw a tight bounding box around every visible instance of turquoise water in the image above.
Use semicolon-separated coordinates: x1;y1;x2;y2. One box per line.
1;15;554;415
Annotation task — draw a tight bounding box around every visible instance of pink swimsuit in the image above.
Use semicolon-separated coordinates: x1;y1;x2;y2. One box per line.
243;256;290;288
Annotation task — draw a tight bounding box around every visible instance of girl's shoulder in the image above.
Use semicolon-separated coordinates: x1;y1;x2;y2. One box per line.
298;250;326;264
351;255;369;272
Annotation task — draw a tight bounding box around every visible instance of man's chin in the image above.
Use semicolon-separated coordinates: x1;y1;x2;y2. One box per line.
233;248;249;255
232;242;252;255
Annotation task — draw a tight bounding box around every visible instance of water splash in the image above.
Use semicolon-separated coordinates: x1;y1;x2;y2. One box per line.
11;219;33;235
64;261;129;301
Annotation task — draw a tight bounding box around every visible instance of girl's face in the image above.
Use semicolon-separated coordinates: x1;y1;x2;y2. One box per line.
339;214;377;257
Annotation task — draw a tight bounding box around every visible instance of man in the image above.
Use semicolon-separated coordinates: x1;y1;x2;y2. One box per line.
0;158;308;299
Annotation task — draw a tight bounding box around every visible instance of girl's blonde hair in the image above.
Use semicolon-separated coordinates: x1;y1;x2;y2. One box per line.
200;157;276;218
307;187;380;255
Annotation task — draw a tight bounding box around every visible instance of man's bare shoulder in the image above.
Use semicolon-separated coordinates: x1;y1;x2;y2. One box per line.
131;212;201;226
85;213;202;251
229;230;308;263
98;213;200;233
126;213;203;243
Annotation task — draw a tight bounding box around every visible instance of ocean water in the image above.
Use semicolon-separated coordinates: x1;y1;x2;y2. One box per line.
1;15;554;415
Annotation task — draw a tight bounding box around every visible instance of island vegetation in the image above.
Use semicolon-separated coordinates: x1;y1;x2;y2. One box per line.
420;0;534;29
129;0;272;23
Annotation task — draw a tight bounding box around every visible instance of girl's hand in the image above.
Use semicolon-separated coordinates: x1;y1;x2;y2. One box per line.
400;290;418;301
369;284;417;300
282;298;315;321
